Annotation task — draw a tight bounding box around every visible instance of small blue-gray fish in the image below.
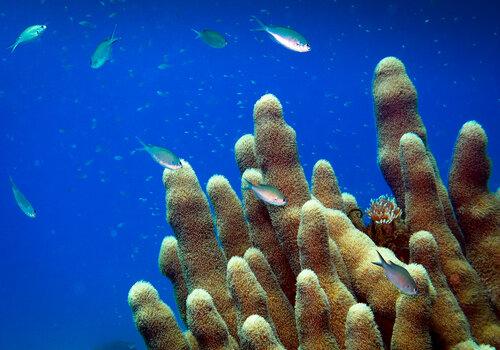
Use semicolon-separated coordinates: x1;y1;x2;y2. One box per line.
243;178;287;206
91;25;120;69
192;29;227;48
79;20;97;29
372;250;417;295
251;16;310;53
94;340;136;350
136;137;182;170
9;176;36;218
9;24;47;53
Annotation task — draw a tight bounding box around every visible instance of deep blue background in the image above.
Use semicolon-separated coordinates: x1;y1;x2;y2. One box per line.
0;0;498;349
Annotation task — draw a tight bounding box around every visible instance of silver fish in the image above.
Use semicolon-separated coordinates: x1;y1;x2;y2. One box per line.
91;25;119;69
192;29;227;48
136;137;182;170
372;250;417;295
243;178;287;206
9;24;47;53
79;20;97;29
9;177;36;218
251;16;310;53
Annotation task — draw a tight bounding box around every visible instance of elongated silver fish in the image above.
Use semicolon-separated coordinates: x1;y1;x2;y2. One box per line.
192;29;227;48
251;16;310;52
243;178;287;206
372;250;417;295
91;25;119;69
9;24;47;53
136;137;182;170
9;177;36;218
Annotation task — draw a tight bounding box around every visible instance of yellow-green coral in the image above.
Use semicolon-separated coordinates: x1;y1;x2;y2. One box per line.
409;231;475;348
128;281;189;350
240;168;296;303
295;269;339;350
129;57;499;350
449;121;500;313
298;199;356;348
345;303;384;350
399;132;499;345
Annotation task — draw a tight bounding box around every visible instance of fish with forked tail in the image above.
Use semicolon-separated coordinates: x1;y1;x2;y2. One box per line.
9;24;47;53
9;176;36;218
91;25;120;69
243;177;287;206
251;16;310;52
372;250;418;295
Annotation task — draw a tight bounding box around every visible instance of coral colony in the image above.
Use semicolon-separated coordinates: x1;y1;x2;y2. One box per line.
127;57;499;349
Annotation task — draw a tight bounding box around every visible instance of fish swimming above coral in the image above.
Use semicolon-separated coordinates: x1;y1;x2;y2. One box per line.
251;16;310;52
242;177;288;206
8;24;47;53
9;176;36;218
192;29;227;48
91;25;119;69
135;137;182;170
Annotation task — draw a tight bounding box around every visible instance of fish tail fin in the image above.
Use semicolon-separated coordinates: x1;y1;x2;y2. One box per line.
8;42;18;53
131;136;148;154
191;28;201;38
242;177;253;191
372;249;386;268
250;16;267;31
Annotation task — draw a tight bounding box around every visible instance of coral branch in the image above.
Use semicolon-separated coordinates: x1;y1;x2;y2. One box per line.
163;162;238;337
449;121;500;312
253;94;311;275
373;56;464;248
400;133;499;346
295;269;340;350
128;281;189;350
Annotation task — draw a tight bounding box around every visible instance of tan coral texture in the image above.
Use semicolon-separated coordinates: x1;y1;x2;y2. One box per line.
129;58;499;349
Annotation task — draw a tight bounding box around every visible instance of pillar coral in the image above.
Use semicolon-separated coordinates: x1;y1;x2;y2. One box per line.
448;121;500;313
129;57;499;349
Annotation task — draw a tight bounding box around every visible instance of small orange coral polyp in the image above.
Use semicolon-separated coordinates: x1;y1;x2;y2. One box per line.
366;195;402;224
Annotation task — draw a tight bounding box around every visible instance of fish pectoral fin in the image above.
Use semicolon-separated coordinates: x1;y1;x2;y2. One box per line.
372;261;383;268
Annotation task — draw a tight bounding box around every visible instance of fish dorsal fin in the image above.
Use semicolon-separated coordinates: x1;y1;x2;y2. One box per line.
376;250;386;264
110;24;117;40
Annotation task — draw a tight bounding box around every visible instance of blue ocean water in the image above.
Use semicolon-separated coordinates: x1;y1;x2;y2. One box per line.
0;0;498;349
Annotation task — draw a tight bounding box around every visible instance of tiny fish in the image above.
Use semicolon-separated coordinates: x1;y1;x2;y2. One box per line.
91;25;120;69
94;340;136;350
243;178;287;206
9;24;47;53
136;137;182;170
251;16;310;52
79;20;96;29
157;63;170;70
9;176;36;218
192;29;227;48
372;250;417;295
